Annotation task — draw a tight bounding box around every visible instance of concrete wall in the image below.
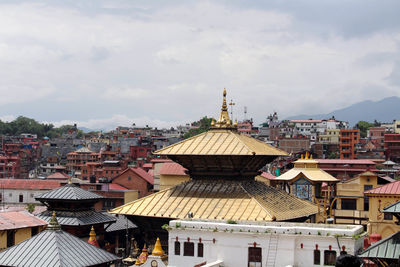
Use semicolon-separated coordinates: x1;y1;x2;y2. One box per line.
168;220;364;267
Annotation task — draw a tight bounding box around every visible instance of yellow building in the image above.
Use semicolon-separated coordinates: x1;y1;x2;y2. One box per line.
0;211;47;251
276;153;338;203
318;129;340;144
159;162;190;190
364;180;400;238
333;171;391;225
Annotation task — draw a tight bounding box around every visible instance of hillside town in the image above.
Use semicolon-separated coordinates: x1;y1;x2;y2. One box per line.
0;90;399;267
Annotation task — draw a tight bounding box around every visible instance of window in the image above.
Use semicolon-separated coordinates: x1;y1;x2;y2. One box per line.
314;249;320;265
364;197;369;211
128;176;132;181
19;194;24;203
31;227;39;236
384;213;393;220
183;242;194;256
7;230;15;248
324;250;336;265
341;199;356;210
198;243;204;257
174;241;180;255
248;247;262;267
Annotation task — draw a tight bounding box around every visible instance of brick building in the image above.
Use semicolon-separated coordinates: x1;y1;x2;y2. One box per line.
278;136;310;154
339;129;359;159
111;167;154;198
384;133;400;162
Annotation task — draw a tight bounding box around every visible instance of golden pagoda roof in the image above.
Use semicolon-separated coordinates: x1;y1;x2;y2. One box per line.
110;179;318;221
154;89;287;157
276;157;338;183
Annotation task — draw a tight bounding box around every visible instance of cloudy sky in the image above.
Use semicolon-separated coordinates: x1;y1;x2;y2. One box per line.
0;0;399;130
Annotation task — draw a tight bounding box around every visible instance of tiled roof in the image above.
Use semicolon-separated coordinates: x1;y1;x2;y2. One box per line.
35;183;103;201
159;162;187;176
0;227;119;266
113;167;154;185
0;211;48;231
75;147;94;153
259;172;276;180
383;200;400;213
0;179;61;190
142;163;153;168
47;172;70;179
365;180;400;195
111;180;318;222
37;210;116;226
359;231;400;260
316;159;376;165
154;129;288;156
108;183;128;191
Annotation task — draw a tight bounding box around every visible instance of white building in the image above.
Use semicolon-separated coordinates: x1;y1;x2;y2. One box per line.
167;220;364;267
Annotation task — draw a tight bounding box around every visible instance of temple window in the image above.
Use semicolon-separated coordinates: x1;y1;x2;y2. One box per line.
197;243;204;257
248;247;261;267
384;213;393;220
313;249;320;265
174;241;180;255
324;250;336;265
341;199;356;210
183;242;194;256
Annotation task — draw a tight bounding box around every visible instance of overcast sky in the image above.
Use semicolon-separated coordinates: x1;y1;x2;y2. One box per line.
0;0;399;130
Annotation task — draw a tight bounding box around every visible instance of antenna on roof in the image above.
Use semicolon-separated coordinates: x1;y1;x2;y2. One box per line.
244;106;248;121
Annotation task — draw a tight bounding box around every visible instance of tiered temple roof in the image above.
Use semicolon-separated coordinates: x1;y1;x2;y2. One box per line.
111;90;318;222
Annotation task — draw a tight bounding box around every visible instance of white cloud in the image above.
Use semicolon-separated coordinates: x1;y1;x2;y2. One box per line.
0;1;399;125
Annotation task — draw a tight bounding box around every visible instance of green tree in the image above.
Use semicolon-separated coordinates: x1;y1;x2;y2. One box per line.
355;121;375;138
183;116;213;139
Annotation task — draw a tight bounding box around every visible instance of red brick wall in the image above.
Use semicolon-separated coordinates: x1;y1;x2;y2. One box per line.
112;169;150;198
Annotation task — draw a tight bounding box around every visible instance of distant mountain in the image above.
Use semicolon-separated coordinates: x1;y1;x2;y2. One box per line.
285;96;400;126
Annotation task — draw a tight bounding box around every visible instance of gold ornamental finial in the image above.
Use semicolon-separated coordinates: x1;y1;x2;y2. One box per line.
305;152;309;160
47;211;61;230
234;119;238;127
138;244;149;264
88;226;100;247
310;154;313;159
213;89;236;129
152;237;164;256
301;154;304;159
68;176;72;184
211;118;215;126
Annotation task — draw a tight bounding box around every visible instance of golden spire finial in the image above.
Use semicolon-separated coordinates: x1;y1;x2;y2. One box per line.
47;211;61;230
88;226;100;247
301;154;304;160
213;89;235;129
152;237;164;256
211;118;215;126
68;176;72;184
310;154;313;159
234;119;238;127
305;152;309;160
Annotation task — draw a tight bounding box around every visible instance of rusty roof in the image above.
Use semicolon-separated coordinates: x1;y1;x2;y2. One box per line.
110;180;318;222
47;172;70;179
159;162;188;176
365;180;400;195
0;179;61;190
0;211;48;231
112;167;154;185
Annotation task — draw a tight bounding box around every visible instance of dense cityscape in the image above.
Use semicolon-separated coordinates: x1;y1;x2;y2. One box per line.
1;1;400;267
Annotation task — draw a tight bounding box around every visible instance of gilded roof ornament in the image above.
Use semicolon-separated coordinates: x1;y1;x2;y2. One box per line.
47;211;61;231
152;237;164;256
213;89;236;129
88;226;100;247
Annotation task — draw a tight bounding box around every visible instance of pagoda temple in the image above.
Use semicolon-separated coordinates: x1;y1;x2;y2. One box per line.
0;212;120;267
111;90;318;242
35;179;116;239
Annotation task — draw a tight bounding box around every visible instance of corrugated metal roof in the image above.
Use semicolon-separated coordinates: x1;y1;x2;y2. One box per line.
383;200;400;213
110;180;318;222
365;180;400;195
154;129;288;156
359;231;400;260
37;210;116;226
0;229;120;266
35;183;103;201
0;211;48;231
0;179;61;190
159;162;187;176
276;168;338;183
105;214;137;232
